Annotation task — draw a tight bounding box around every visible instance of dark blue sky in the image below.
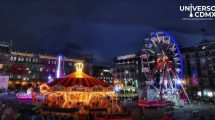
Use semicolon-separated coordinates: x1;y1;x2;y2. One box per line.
0;0;214;66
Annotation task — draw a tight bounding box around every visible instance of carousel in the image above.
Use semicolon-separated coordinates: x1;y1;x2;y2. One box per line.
40;63;120;114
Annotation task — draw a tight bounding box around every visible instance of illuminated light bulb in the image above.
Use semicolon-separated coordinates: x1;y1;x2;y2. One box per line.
176;79;181;84
48;74;53;83
207;91;213;97
197;91;202;97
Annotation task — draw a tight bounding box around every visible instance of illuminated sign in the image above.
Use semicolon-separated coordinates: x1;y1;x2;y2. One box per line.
103;69;110;72
117;54;136;60
0;76;9;89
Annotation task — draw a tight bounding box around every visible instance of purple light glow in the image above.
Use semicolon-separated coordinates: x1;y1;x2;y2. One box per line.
56;56;62;78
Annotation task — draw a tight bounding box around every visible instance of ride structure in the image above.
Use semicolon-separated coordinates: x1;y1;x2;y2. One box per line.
139;31;190;107
40;62;121;114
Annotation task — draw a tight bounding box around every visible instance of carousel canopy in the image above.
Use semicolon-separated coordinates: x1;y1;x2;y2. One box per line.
48;63;110;87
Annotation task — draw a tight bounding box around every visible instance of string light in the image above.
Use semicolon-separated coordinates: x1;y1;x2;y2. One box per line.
39;62;119;113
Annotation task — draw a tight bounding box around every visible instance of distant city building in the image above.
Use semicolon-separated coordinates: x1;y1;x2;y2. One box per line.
93;66;113;84
82;54;93;75
0;41;93;87
113;54;140;100
181;40;215;89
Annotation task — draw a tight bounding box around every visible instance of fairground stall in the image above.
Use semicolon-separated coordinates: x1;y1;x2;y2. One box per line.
40;63;121;114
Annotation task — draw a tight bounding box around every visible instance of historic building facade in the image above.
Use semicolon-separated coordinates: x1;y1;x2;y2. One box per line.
181;40;215;89
113;54;140;100
0;41;92;86
93;66;113;84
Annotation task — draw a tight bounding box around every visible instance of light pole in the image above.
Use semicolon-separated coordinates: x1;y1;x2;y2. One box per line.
124;70;128;107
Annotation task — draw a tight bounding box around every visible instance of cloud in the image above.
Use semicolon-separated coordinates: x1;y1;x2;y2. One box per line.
65;42;83;51
0;1;214;66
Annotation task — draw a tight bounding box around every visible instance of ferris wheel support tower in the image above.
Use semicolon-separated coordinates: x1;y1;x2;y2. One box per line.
140;31;190;106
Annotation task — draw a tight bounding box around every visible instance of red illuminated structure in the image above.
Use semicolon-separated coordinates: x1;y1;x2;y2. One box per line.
139;32;190;107
40;63;121;115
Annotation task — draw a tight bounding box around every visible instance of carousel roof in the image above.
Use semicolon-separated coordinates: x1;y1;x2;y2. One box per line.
48;63;110;88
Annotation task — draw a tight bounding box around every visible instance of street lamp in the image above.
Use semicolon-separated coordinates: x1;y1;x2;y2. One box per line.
124;70;128;107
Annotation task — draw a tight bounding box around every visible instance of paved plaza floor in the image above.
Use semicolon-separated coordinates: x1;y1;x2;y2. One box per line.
122;101;215;120
1;96;215;120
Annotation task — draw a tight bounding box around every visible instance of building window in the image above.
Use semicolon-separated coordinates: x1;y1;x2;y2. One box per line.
199;52;205;57
10;56;13;61
200;58;206;65
17;75;21;79
18;57;21;61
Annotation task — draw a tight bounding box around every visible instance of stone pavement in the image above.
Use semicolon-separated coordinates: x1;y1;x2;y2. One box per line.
123;101;215;120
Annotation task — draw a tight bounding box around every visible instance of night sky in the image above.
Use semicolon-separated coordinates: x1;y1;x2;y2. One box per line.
0;0;214;66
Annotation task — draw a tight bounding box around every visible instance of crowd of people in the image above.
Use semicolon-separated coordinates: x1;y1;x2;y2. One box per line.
30;111;75;120
0;101;17;120
0;100;76;120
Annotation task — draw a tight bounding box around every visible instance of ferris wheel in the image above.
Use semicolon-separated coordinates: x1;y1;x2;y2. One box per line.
141;31;187;101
